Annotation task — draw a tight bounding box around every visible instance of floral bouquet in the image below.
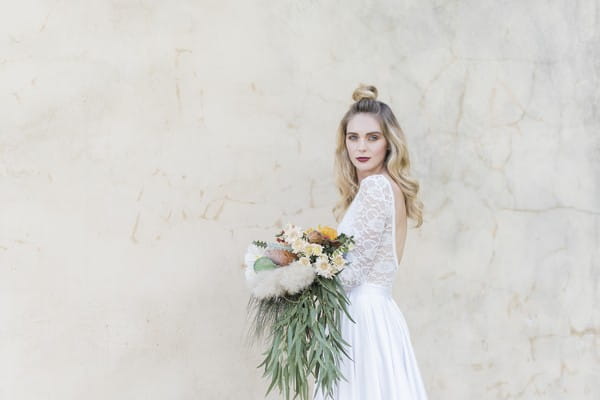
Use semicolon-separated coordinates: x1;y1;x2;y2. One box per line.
244;223;356;400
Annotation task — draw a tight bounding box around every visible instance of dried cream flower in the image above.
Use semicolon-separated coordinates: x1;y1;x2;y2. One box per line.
314;256;335;278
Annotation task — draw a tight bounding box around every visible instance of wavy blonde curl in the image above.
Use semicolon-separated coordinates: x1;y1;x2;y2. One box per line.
332;83;424;228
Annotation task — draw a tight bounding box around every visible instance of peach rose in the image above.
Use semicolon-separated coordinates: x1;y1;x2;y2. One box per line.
306;230;326;244
264;248;298;266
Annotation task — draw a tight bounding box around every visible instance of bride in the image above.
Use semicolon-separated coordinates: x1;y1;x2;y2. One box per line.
313;84;428;399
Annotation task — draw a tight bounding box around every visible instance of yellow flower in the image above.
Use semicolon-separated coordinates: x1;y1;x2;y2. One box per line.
317;225;337;240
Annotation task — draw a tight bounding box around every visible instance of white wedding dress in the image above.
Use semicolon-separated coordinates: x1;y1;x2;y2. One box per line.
313;174;428;400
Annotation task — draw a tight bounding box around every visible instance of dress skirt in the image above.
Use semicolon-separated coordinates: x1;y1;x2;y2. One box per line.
313;283;428;400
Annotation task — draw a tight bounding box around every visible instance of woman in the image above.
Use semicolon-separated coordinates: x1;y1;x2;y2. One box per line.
313;84;428;399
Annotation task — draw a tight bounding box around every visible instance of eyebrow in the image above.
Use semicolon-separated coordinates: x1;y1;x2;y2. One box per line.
345;131;382;135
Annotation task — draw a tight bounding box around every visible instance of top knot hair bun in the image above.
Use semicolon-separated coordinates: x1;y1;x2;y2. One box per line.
352;84;378;102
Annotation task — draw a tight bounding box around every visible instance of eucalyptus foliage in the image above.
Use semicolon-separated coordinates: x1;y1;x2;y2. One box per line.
246;275;355;400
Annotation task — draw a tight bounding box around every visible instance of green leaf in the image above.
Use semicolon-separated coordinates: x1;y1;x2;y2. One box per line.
249;268;354;400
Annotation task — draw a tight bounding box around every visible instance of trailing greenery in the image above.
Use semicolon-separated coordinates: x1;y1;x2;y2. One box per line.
246;275;355;400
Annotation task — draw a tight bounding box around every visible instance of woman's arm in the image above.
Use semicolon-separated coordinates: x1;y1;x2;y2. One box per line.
339;175;393;288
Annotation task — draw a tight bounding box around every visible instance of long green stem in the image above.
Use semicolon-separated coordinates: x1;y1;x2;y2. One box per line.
248;276;352;400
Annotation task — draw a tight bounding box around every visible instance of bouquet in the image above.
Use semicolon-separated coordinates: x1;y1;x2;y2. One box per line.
243;223;356;400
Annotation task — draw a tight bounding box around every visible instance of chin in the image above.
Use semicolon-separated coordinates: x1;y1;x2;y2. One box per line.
356;159;382;167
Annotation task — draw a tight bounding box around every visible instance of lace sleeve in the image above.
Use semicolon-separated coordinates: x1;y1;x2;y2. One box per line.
339;175;392;288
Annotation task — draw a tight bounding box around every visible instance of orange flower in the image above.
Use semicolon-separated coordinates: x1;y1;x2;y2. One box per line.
317;225;337;240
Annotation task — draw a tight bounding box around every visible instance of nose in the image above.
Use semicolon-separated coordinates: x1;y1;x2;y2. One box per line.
357;138;367;151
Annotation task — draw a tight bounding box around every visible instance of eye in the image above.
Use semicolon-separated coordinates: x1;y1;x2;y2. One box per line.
369;135;379;140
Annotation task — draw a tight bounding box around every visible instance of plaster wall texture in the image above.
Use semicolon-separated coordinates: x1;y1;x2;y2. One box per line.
1;1;598;399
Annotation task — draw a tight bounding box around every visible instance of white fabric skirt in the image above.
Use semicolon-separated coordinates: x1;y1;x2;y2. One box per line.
313;283;428;400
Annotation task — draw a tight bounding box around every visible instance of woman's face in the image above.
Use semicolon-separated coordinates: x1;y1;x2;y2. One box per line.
345;113;388;175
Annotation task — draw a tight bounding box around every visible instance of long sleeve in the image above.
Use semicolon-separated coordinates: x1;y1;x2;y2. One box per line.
339;175;393;289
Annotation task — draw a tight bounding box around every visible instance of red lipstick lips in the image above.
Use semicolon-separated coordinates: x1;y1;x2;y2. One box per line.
356;157;370;163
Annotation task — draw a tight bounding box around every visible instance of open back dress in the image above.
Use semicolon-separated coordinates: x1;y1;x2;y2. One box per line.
313;174;428;400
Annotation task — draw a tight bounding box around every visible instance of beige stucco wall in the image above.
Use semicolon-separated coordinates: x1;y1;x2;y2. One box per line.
1;1;598;399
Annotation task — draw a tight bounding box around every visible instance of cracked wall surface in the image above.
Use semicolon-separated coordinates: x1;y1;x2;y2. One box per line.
1;1;599;399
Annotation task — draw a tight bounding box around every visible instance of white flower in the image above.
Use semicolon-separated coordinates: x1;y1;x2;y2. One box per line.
314;256;335;278
330;254;346;271
291;238;309;253
244;244;265;269
309;243;323;256
303;245;311;257
283;223;303;242
317;255;329;264
298;256;312;267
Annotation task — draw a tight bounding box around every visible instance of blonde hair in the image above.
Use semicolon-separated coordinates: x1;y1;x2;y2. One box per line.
332;83;424;228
